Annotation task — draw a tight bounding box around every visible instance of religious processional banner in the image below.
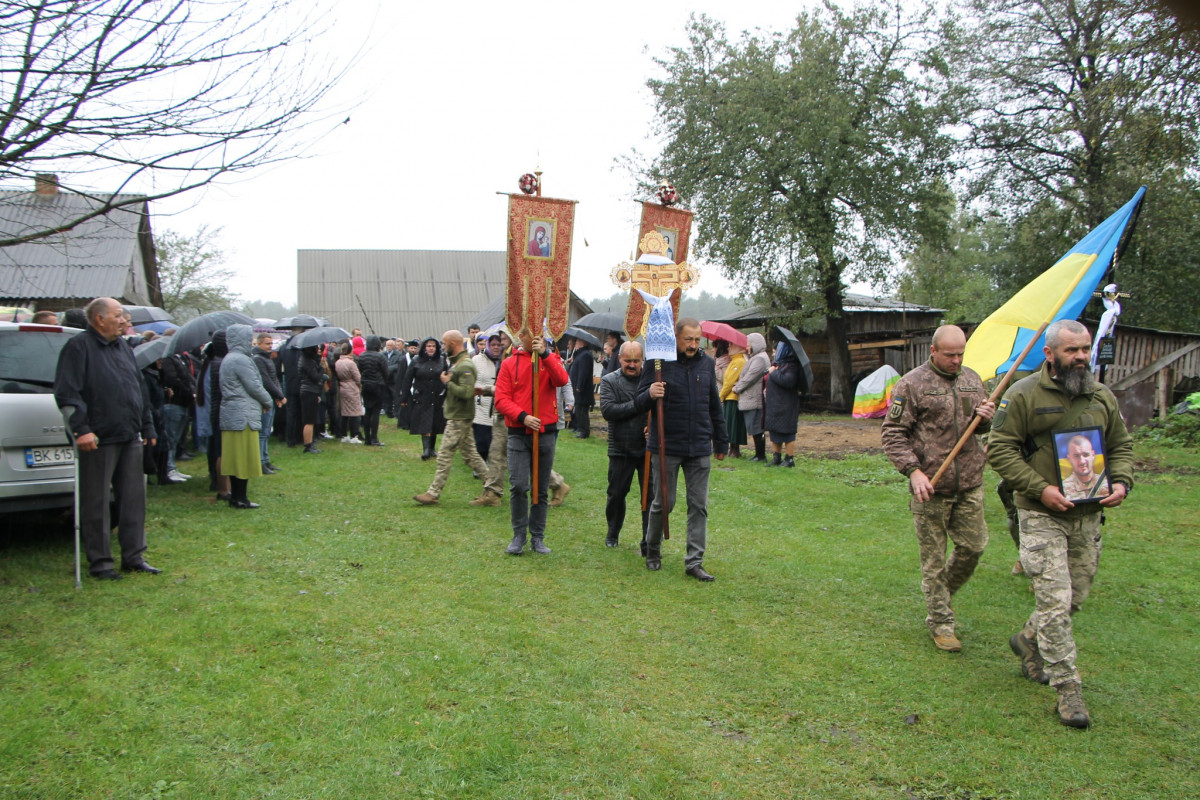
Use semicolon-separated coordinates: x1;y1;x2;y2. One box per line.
506;194;576;342
620;202;696;340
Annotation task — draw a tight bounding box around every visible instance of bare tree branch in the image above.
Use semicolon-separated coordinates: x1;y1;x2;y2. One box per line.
0;0;358;247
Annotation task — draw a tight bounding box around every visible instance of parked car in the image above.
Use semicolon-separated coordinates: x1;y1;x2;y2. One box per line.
0;321;83;513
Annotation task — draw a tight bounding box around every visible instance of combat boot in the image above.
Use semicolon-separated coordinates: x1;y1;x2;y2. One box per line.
1055;681;1090;728
766;452;782;467
470;489;502;507
1010;630;1049;684
530;536;551;554
505;533;526;555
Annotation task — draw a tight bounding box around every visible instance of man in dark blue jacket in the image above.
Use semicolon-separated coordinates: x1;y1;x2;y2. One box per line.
635;317;728;580
54;297;160;580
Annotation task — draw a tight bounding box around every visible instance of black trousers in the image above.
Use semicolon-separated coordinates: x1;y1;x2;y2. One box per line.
285;392;302;446
606;454;651;544
79;441;147;573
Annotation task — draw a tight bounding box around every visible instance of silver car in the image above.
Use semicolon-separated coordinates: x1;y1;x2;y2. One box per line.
0;321;83;513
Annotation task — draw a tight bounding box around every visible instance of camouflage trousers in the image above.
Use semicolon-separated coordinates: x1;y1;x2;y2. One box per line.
910;486;988;637
482;419;508;495
426;419;487;499
1018;508;1102;687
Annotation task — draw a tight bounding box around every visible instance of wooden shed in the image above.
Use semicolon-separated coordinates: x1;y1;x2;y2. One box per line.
711;293;945;406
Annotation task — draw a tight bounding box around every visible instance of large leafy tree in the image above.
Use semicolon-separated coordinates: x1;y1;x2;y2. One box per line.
644;4;959;408
961;0;1200;330
0;0;350;247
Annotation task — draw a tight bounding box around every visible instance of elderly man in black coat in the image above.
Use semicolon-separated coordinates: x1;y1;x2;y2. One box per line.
54;297;161;579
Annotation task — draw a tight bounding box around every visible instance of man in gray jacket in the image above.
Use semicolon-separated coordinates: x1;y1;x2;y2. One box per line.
598;341;652;551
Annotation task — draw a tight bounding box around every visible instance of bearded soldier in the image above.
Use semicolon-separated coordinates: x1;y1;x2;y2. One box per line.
988;319;1133;729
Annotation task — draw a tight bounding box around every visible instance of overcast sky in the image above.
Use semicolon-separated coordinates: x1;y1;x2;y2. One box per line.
158;0;810;308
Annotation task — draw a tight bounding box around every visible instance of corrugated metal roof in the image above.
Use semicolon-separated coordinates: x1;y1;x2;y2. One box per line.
0;190;147;301
298;250;511;339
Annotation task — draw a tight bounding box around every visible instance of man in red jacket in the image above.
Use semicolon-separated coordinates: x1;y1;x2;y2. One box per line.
494;332;569;555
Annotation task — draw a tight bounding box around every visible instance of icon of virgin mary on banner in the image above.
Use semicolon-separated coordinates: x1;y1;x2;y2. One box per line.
506;194;576;342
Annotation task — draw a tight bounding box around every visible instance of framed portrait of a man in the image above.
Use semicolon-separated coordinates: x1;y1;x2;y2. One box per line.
525;219;555;260
1054;426;1111;503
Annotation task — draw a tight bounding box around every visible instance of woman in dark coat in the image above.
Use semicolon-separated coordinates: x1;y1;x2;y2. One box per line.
299;345;326;454
356;335;390;446
198;331;230;497
764;340;802;468
400;336;447;459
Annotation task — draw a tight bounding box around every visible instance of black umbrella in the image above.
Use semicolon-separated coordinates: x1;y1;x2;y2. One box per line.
133;336;172;370
772;325;815;393
274;314;325;329
168;311;256;355
563;326;602;349
287;326;352;349
122;305;172;325
572;311;625;334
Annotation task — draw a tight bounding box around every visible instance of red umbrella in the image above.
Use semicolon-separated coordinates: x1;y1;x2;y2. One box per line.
700;320;748;349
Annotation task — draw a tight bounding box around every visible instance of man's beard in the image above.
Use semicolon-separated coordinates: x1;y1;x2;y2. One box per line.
1054;355;1095;397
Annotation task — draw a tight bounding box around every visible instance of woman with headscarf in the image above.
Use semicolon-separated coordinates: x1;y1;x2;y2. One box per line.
733;332;771;462
219;324;273;508
336;341;364;444
764;339;803;467
719;341;747;458
400;336;448;459
198;331;230;499
356;334;390;446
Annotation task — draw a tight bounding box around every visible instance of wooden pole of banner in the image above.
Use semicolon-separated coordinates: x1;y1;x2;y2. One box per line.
641;411;652;511
531;348;540;505
928;322;1049;488
654;359;669;540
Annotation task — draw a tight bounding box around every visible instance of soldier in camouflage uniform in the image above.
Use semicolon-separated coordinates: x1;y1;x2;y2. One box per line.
988;319;1133;729
882;325;996;653
413;330;487;505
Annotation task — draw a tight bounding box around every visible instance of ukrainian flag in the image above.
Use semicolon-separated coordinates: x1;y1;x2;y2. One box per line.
964;187;1146;383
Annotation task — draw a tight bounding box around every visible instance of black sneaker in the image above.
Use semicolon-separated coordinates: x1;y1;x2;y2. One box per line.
303;444;322;454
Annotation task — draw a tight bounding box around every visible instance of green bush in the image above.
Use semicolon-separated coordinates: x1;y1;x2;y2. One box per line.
1136;392;1200;448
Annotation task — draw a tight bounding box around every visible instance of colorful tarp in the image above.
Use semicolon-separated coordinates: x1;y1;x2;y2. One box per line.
852;364;900;419
963;187;1146;383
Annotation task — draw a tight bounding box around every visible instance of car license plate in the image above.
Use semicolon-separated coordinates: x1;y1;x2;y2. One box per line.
25;446;74;468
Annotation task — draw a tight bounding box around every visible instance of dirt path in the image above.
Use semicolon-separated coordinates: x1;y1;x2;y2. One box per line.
793;416;884;456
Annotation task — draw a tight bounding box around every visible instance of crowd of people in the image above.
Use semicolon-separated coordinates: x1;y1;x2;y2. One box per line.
48;301;1135;729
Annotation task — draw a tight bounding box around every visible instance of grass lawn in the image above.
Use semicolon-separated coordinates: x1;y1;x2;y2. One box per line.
1;420;1197;799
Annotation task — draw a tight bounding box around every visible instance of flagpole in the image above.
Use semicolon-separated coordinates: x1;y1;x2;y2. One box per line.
928;322;1048;487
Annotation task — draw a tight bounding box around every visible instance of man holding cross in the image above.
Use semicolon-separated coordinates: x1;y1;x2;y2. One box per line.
634;317;728;581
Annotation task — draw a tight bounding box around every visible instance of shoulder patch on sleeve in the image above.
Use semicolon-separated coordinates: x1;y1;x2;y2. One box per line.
887;396;906;421
993;397;1009;430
